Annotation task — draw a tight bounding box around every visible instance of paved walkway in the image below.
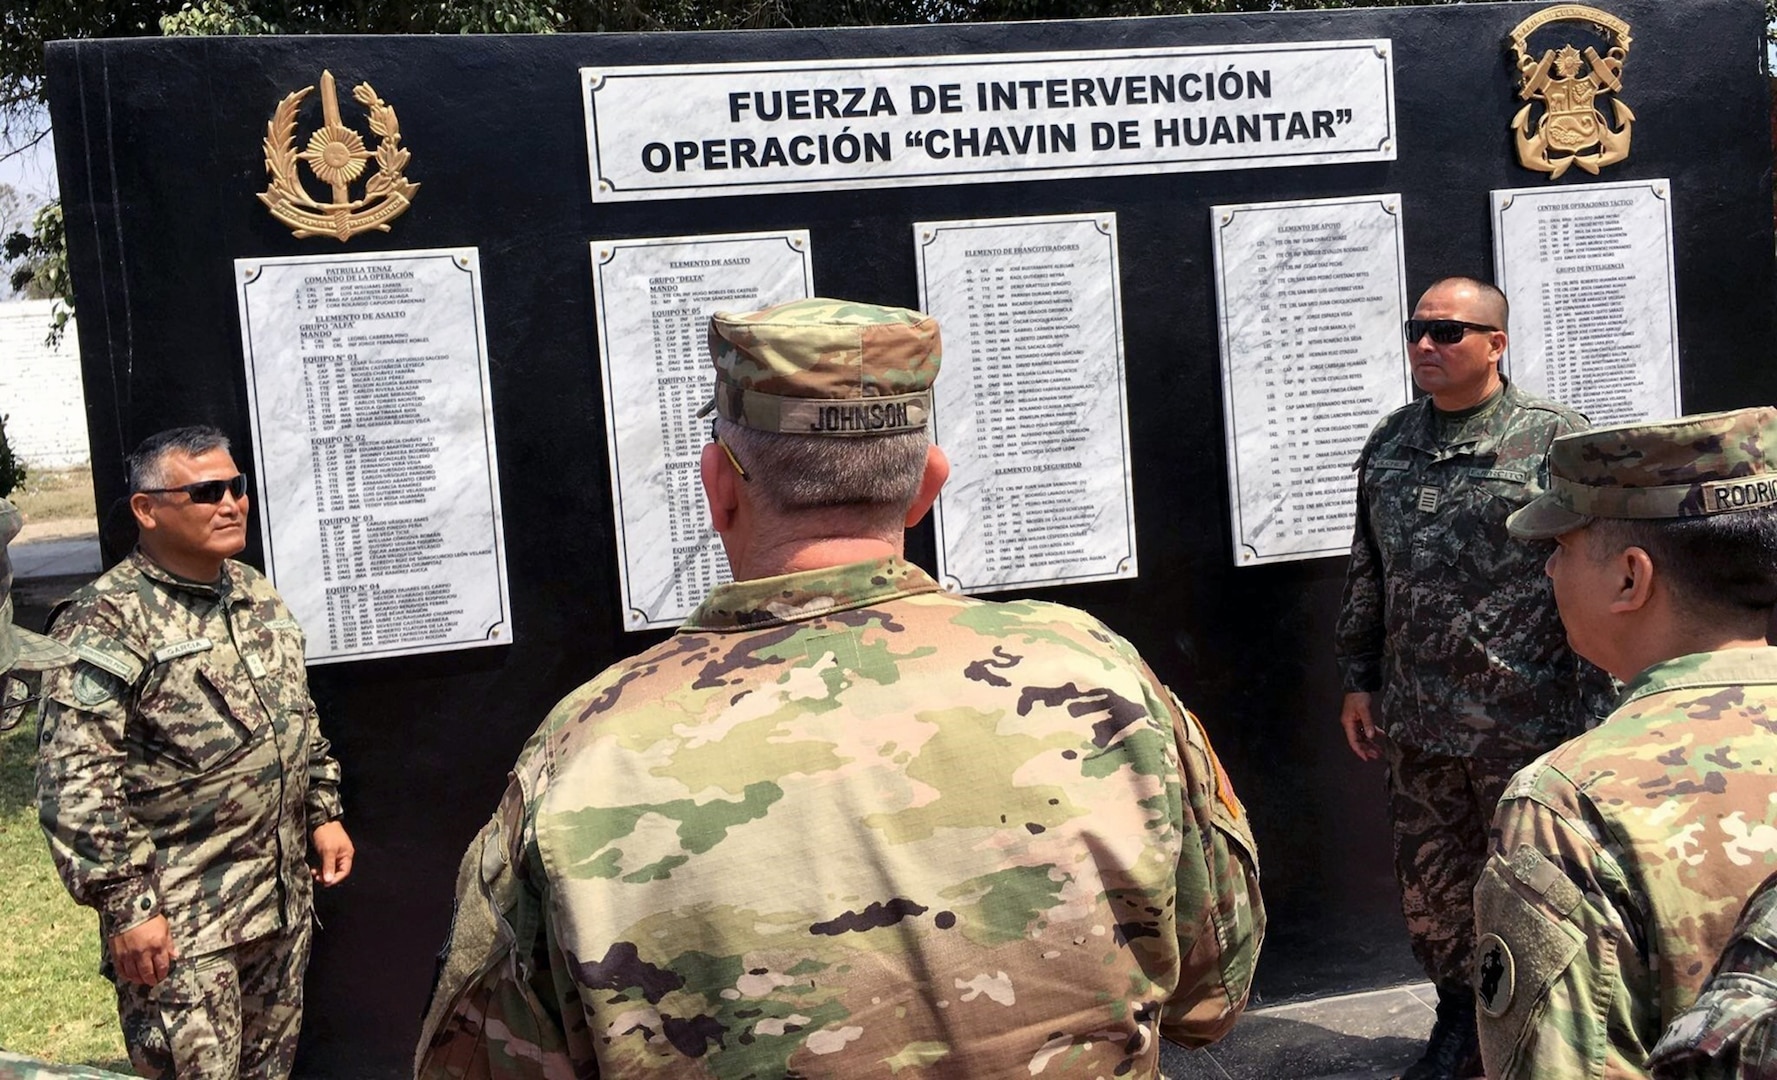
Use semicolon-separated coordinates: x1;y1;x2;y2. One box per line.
1162;982;1434;1080
11;523;101;581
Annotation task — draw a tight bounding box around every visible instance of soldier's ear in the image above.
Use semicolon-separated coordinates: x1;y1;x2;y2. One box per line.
128;492;159;533
1611;545;1655;614
701;442;739;534
903;444;949;529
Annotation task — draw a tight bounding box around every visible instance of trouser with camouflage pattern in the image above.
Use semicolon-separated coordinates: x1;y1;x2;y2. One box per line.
1383;739;1524;987
112;918;312;1080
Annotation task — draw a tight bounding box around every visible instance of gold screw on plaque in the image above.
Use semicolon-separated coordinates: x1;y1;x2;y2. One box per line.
1507;5;1635;179
258;70;420;241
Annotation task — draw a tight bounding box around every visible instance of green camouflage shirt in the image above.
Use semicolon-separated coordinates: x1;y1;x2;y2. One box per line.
1335;380;1612;757
1475;647;1777;1080
1647;870;1777;1080
416;557;1263;1079
35;552;344;955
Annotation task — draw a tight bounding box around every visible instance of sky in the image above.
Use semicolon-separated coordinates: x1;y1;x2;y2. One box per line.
1;105;60;208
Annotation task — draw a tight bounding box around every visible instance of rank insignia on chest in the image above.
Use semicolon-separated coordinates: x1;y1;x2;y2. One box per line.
245;654;268;679
1417;486;1440;512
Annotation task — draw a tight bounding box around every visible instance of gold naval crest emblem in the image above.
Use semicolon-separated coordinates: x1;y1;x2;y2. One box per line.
259;70;419;241
1508;5;1634;179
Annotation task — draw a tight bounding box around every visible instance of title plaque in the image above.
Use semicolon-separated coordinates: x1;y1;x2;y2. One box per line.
585;41;1396;201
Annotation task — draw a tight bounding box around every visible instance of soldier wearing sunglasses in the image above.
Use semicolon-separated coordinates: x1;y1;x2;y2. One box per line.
1334;278;1613;1080
35;425;353;1080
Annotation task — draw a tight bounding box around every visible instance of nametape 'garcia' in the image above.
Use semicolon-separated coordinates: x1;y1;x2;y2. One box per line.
259;70;420;241
1508;5;1635;179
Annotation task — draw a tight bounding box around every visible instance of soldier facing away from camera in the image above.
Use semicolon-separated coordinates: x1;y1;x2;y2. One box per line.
35;425;353;1080
416;297;1264;1079
1474;407;1777;1079
1335;276;1613;1080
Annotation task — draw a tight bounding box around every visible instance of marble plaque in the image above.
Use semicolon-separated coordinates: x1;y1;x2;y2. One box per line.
1492;179;1681;425
593;231;813;630
1212;194;1412;566
235;248;511;664
916;213;1137;593
585;41;1396;201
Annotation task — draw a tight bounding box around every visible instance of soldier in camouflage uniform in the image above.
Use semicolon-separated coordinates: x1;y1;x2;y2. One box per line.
1648;870;1777;1079
1474;407;1777;1079
34;426;354;1080
1335;277;1612;1080
0;496;74;729
416;298;1265;1079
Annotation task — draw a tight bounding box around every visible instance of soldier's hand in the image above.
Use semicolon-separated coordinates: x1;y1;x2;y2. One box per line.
110;914;177;987
1340;691;1382;762
311;819;355;887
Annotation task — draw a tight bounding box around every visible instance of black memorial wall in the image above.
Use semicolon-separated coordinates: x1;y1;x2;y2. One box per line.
45;0;1774;1072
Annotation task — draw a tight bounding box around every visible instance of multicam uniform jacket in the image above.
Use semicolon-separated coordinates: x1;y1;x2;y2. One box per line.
417;557;1264;1079
1648;870;1777;1080
1335;380;1612;757
1475;648;1777;1080
36;552;343;955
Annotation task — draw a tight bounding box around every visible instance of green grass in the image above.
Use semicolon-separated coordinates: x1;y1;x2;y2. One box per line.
0;718;130;1067
9;466;97;526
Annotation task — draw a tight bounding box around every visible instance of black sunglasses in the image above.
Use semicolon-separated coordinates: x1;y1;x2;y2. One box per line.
138;474;249;504
1404;319;1500;345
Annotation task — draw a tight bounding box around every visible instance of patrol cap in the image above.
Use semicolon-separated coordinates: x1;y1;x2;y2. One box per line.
698;297;941;437
0;498;73;673
1507;407;1777;540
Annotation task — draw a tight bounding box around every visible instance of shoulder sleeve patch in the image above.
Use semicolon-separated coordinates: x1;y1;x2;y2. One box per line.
73;665;126;706
68;638;143;684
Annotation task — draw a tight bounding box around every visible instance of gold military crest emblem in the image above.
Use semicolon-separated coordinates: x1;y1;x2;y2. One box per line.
1508;5;1634;179
259;70;419;241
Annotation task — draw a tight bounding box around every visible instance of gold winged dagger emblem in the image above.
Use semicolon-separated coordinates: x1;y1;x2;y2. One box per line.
1508;5;1634;179
259;70;419;240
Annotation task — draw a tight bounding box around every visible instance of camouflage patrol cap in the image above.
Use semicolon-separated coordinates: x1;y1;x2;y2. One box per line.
0;499;73;673
1508;407;1777;540
697;297;940;437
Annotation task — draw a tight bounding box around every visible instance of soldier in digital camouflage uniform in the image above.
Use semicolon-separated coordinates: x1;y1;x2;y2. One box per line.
1335;277;1613;1080
1648;869;1777;1079
34;426;355;1080
416;297;1265;1079
1474;407;1777;1079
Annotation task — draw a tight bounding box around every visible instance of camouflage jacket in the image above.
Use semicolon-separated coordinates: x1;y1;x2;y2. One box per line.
35;552;343;956
1474;647;1777;1080
416;557;1264;1079
1647;870;1777;1080
1335;380;1612;757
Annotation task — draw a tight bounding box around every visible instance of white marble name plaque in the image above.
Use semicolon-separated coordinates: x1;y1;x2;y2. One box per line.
235;248;511;664
916;213;1137;593
1492;179;1681;425
593;231;813;630
1211;194;1412;566
584;41;1396;202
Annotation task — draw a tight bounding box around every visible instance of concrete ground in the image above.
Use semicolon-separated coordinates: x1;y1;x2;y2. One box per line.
1163;982;1435;1079
7;532;1439;1080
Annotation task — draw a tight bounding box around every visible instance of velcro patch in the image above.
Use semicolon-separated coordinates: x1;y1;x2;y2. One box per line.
265;618;301;632
73;642;140;683
1508;844;1583;917
1468;468;1529;484
152;637;213;663
1370;458;1412;471
73;666;124;706
1416;486;1441;512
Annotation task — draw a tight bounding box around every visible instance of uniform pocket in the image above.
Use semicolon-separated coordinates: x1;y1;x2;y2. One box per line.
138;659;258;772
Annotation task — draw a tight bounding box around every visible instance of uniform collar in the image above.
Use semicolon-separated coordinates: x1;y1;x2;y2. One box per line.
683;556;942;632
1403;376;1522;456
130;549;242;603
1614;646;1777;712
